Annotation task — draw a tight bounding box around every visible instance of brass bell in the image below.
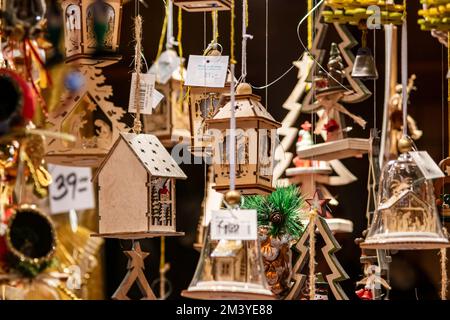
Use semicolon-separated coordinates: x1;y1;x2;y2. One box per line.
351;47;379;80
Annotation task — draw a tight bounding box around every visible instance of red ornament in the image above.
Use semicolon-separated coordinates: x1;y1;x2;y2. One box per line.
0;69;36;124
356;288;373;300
323;119;340;133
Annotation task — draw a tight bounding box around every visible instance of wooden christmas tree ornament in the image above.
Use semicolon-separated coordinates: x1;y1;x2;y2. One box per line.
92;132;187;239
45;65;129;167
112;241;156;300
207;83;281;195
173;0;231;12
61;0;123;65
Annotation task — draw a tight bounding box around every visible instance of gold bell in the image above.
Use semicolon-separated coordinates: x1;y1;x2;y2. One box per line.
351;47;379;80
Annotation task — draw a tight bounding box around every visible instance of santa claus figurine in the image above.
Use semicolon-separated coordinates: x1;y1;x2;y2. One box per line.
294;121;313;167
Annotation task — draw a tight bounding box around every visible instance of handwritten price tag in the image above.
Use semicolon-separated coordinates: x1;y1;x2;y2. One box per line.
48;165;95;214
185;55;229;88
210;209;257;240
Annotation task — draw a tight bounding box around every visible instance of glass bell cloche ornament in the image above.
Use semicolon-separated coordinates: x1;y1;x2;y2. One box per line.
361;137;450;250
182;191;274;299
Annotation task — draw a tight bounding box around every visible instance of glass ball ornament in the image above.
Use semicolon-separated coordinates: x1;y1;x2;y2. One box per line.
64;71;85;93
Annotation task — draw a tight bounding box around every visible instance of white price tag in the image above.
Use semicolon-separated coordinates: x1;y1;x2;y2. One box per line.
210;209;257;240
128;73;155;115
409;151;445;180
48;165;95;214
185;55;229;88
152;88;165;110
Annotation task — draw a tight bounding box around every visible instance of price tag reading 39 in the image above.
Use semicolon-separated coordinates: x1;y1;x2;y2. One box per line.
48;165;95;215
210;209;257;240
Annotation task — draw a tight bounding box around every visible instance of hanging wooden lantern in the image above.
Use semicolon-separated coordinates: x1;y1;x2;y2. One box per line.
206;83;281;195
143;50;190;148
188;53;231;157
45;64;128;167
173;0;231;12
92;133;187;239
61;0;123;64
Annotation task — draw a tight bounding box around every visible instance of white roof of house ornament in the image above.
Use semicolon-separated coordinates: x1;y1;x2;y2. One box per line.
94;132;187;180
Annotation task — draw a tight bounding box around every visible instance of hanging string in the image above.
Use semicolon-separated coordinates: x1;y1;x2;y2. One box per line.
230;0;236;65
401;15;408;137
307;0;313;50
308;209;317;300
156;1;169;60
177;7;184;107
265;0;269;108
133;15;143;134
373;29;377;130
159;236;166;298
212;11;219;44
229;0;236;191
241;0;251;83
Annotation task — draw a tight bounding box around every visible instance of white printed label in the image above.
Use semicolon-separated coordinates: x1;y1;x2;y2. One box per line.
185;55;229;88
152;89;165;110
409;151;445;180
128;73;155;115
210;209;257;240
48;165;95;214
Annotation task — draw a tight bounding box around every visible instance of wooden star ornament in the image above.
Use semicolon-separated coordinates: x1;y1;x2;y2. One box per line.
306;189;331;218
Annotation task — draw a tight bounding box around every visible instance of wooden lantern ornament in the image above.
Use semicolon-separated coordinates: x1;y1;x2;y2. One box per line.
188;52;231;157
61;0;123;65
92;132;187;239
143;50;191;148
173;0;231;12
207;83;281;195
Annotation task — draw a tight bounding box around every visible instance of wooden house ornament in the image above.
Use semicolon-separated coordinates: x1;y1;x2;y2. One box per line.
143;50;191;148
93;132;187;239
173;0;231;12
61;0;123;65
45;65;129;167
207;83;281;195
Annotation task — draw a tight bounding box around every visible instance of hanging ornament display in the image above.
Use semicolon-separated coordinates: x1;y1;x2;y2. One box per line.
92;133;187;238
112;241;156;300
45;64;128;167
322;0;404;26
351;23;378;80
361;146;450;250
60;0;123;63
242;185;305;298
0;206;80;300
286;190;349;300
206;83;280;195
173;0;231;12
1;0;46;40
0;69;36;135
144;2;190;147
418;1;450;32
182;191;274;300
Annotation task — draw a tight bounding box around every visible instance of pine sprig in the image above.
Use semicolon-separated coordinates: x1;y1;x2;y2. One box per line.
242;185;305;240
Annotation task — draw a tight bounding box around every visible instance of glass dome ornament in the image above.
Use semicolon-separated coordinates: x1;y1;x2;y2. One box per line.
361;138;450;250
182;191;274;300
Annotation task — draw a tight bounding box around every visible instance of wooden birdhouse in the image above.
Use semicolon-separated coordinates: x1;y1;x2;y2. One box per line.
206;83;281;195
143;50;190;148
45;64;129;167
61;0;123;64
92;133;187;239
173;0;231;12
